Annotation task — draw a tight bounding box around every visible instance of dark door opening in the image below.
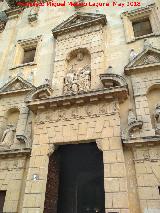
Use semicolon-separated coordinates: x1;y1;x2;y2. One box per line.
57;142;105;213
0;190;6;213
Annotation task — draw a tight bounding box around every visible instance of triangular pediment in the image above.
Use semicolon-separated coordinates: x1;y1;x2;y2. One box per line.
125;47;160;73
0;76;35;94
52;12;107;38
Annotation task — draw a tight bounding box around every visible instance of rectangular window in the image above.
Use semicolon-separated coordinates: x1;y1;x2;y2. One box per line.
132;18;152;38
22;48;36;64
0;191;6;212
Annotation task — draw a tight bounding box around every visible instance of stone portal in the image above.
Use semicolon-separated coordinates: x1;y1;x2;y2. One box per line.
44;142;105;213
61;143;105;213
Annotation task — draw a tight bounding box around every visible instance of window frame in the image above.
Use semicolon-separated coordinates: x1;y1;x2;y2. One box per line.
11;36;41;69
132;17;153;38
121;4;160;43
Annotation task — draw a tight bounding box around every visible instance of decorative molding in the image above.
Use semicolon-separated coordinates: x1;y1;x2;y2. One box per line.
122;3;155;17
26;86;128;112
37;102;118;123
52;12;107;38
26;83;53;102
123;135;160;146
125;46;160;75
0;76;35;96
99;72;128;88
5;7;23;20
0;148;31;157
17;35;41;49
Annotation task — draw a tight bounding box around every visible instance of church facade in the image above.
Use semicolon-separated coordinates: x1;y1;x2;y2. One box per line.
0;0;160;212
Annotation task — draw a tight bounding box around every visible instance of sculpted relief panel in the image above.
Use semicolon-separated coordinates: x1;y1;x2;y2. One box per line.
63;48;91;95
37;102;118;124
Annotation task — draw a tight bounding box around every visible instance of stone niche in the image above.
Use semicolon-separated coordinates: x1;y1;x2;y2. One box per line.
0;108;20;150
63;48;91;95
147;85;160;135
0;105;32;151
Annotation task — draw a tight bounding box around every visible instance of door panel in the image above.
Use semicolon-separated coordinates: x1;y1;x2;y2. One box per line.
57;142;105;213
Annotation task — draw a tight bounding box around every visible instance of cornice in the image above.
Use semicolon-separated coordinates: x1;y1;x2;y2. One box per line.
26;86;128;112
5;7;23;19
0;148;31;158
121;3;155;17
123;135;160;146
124;63;160;75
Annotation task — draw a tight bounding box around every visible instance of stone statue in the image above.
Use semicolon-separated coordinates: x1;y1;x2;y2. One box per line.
79;65;91;92
27;71;34;83
0;124;16;149
129;49;138;61
155;104;160;134
144;38;152;49
64;68;78;94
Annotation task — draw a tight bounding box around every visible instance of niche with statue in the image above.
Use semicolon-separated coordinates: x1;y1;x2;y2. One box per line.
0;107;32;151
0;108;19;150
63;48;91;95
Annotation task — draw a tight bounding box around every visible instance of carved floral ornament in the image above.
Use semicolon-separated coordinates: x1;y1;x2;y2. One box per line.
37;102;118;123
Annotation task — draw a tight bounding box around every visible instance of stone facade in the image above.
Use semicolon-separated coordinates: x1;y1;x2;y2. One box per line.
0;0;160;212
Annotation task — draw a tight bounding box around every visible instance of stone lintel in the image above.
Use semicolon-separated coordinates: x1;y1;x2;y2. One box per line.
26;86;128;111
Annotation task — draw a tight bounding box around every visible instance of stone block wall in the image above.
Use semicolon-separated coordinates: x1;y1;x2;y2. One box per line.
0;156;29;213
21;101;130;213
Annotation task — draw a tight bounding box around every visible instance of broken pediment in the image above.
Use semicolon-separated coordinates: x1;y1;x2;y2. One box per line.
0;76;35;95
52;12;107;38
26;84;53;102
125;47;160;74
